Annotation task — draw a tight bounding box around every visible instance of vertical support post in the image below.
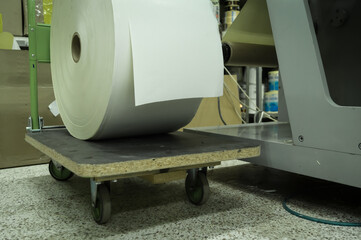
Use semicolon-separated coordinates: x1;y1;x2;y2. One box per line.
90;179;99;207
245;67;250;123
28;0;39;130
256;67;263;112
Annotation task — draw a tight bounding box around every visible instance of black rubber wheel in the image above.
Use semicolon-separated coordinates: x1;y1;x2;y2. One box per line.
185;172;210;205
49;160;74;181
91;184;111;224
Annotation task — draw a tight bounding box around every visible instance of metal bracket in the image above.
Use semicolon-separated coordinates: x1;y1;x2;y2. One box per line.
26;116;44;133
90;178;101;207
52;160;63;171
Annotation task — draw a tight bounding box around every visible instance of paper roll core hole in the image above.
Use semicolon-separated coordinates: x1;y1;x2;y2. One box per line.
71;33;81;63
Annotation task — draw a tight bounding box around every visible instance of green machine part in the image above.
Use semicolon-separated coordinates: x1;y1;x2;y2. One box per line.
28;0;51;130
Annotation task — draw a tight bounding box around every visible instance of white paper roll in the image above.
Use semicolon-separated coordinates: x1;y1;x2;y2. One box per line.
51;0;223;140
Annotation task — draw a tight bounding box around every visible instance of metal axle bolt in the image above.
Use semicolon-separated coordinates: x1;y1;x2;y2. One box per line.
298;135;304;142
358;143;361;150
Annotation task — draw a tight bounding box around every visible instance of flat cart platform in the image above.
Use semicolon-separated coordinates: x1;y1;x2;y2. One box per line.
25;128;260;224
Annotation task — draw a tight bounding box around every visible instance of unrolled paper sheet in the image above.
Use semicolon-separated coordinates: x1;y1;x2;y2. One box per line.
129;0;223;106
50;0;223;140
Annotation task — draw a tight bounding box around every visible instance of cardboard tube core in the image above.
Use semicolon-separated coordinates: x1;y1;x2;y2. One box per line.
71;33;81;63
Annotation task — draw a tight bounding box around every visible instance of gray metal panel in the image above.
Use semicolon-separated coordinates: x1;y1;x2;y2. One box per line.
309;0;361;107
277;75;289;122
256;67;263;112
187;122;291;143
266;0;361;154
186;124;361;188
252;140;361;189
186;122;292;144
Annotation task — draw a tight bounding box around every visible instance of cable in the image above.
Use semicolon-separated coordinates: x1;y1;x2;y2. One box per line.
283;195;361;227
217;97;227;125
226;66;277;122
224;82;258;115
217;80;247;125
258;111;264;123
223;82;247;124
253;111;265;123
224;66;278;122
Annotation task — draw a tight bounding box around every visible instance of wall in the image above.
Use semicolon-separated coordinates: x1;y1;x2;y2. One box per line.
0;49;62;168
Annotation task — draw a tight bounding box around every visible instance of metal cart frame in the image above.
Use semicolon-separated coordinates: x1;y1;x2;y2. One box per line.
27;0;51;131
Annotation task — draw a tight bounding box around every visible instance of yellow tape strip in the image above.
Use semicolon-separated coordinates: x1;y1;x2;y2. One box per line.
0;13;3;33
42;0;53;24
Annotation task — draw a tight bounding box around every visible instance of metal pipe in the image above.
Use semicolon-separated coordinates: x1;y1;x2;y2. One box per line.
256;67;263;112
28;0;39;130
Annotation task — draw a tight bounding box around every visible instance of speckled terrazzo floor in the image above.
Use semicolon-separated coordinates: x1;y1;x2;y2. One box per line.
1;162;361;240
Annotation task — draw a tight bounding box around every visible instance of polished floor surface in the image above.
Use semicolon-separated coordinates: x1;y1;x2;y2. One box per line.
0;162;361;239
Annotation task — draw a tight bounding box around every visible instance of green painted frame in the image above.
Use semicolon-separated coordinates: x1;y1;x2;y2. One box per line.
28;0;51;130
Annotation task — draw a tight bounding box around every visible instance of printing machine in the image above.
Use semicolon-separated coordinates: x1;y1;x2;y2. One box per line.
187;0;361;188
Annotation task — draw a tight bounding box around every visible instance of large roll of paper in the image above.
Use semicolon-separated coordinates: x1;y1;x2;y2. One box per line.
222;41;278;67
222;0;278;67
51;0;223;140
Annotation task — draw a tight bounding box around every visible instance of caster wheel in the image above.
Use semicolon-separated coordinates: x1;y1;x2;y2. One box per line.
92;184;111;224
49;160;74;181
185;171;210;205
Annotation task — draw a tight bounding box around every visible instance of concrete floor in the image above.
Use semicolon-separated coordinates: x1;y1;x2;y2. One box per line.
0;162;361;239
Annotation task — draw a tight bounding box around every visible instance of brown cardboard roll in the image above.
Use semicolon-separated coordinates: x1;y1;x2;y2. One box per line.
223;41;278;67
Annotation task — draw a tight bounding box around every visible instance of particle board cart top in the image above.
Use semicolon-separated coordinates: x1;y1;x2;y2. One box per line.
25;128;260;179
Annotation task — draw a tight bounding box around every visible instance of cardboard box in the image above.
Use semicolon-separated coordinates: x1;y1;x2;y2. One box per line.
0;0;23;36
184;75;243;129
0;49;62;169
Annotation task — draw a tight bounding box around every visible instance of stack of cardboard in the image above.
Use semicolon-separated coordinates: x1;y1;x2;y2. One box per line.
0;0;23;36
23;0;48;36
0;0;59;168
0;50;62;169
184;75;243;129
0;13;15;50
0;0;48;37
